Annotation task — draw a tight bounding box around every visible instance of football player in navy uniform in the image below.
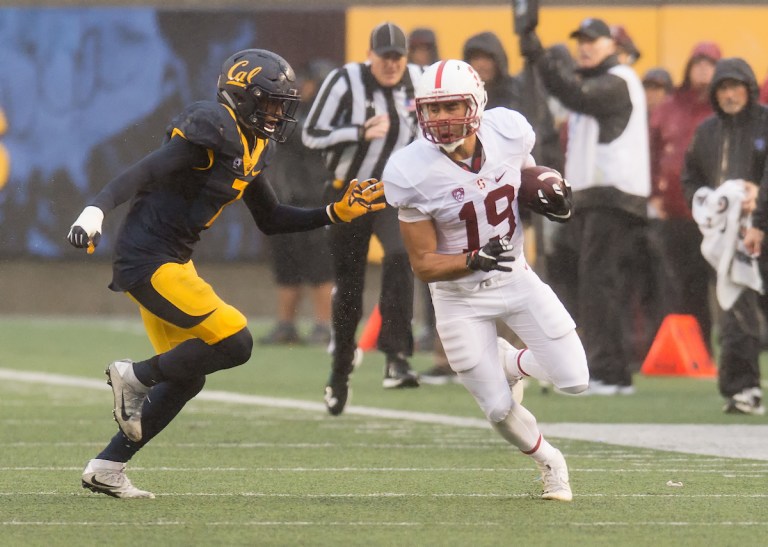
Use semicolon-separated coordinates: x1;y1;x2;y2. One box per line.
67;49;385;498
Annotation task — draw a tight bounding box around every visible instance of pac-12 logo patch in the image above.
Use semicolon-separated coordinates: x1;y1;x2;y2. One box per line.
452;187;465;202
233;158;243;170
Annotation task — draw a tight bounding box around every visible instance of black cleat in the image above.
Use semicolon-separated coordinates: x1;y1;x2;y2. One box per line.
383;354;420;389
324;371;351;416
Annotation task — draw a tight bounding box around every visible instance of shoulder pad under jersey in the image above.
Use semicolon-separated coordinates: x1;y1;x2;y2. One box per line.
483;107;532;139
166;101;243;157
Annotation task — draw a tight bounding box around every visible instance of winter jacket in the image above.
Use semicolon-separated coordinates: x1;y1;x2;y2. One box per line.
463;32;522;110
535;50;649;217
682;57;768;231
649;42;721;219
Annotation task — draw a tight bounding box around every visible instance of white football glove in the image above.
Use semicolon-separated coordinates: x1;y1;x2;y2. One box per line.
67;206;104;253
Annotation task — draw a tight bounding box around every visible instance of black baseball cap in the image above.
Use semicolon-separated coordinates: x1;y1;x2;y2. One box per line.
570;18;612;40
370;22;407;56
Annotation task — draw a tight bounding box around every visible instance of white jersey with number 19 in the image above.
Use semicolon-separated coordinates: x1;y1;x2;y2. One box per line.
383;107;536;283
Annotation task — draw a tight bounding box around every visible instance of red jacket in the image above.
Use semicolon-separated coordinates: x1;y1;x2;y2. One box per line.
649;87;714;219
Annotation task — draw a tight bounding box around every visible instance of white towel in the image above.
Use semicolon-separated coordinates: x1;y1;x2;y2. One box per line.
692;179;763;310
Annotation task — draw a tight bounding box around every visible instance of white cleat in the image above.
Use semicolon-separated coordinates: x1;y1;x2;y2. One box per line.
106;359;150;442
537;449;573;502
724;387;766;416
497;337;525;404
584;379;619;396
81;459;155;499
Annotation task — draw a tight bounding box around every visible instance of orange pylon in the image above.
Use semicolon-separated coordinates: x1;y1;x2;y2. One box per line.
640;314;717;377
357;305;382;352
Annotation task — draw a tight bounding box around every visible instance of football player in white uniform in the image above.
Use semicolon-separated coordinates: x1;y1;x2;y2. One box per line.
383;60;589;501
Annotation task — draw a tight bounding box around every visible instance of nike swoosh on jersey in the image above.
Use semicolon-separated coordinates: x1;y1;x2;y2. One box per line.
495;171;506;182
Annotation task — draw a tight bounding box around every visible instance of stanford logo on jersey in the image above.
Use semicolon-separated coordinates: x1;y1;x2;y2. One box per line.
452;188;465;202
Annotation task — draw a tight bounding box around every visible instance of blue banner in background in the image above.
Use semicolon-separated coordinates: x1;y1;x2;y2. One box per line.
0;8;345;259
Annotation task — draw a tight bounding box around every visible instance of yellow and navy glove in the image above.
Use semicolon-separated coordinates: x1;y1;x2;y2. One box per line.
466;236;515;272
326;178;386;223
66;206;104;254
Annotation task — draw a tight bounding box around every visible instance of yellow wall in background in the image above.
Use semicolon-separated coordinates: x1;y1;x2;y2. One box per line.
348;5;768;86
659;6;768;80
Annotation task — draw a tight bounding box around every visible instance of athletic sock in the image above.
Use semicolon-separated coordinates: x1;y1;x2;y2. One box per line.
133;355;165;387
492;402;554;458
503;346;551;384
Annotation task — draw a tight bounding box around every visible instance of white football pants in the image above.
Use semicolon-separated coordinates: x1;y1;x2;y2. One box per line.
430;259;589;422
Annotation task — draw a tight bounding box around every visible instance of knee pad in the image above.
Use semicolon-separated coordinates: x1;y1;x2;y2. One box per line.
215;327;253;368
558;383;588;395
487;390;514;423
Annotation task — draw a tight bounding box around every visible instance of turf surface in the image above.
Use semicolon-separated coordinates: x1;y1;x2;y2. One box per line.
1;317;767;546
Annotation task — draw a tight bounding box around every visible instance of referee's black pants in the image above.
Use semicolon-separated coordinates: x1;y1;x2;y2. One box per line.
329;205;414;373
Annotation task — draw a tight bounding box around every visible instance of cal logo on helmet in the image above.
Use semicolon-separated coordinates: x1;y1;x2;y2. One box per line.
224;61;263;89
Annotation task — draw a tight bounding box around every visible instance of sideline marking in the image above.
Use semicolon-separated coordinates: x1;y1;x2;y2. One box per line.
2;368;768;461
0;368;486;426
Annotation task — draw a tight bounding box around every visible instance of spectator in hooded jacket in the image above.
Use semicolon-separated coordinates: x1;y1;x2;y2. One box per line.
649;42;721;352
463;31;563;171
684;57;768;416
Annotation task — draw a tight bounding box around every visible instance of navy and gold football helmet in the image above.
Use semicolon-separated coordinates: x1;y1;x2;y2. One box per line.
217;49;300;143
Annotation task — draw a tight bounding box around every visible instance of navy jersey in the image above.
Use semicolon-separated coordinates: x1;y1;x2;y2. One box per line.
91;100;332;292
110;101;270;290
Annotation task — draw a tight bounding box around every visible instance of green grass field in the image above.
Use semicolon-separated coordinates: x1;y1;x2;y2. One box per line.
1;316;767;546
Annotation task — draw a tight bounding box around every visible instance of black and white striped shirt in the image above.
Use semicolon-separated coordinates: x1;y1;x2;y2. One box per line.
302;62;423;182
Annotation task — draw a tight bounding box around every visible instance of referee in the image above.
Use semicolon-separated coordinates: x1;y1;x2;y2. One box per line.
303;22;423;415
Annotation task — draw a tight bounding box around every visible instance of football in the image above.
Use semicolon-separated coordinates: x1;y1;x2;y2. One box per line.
518;166;565;210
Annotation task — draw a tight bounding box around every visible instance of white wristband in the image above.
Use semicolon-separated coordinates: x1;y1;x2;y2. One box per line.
72;205;104;236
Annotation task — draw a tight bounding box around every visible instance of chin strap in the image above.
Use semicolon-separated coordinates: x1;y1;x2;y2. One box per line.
218;90;237;111
439;138;465;154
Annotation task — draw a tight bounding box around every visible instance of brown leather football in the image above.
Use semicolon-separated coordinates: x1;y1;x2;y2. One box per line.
518;166;565;209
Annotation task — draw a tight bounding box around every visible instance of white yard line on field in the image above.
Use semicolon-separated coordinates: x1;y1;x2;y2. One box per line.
1;368;767;461
2;519;767;528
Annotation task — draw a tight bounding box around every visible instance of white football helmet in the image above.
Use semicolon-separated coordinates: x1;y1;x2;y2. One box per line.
415;60;488;151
